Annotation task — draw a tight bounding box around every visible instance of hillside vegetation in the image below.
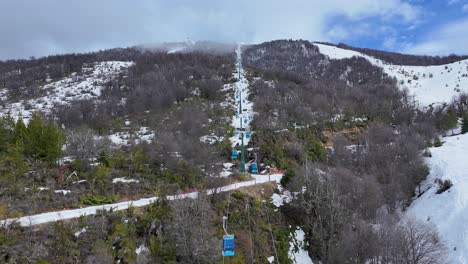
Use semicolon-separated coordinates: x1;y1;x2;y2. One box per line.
2;40;468;263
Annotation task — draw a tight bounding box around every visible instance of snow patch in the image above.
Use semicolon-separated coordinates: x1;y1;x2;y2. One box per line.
74;227;87;237
108;126;155;146
112;178;140;184
407;133;468;264
136;244;149;255
267;256;275;263
200;134;224;145
54;190;71;195
0;61;133;122
289;227;313;264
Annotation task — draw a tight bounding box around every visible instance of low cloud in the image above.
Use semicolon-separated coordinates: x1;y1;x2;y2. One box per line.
0;0;422;59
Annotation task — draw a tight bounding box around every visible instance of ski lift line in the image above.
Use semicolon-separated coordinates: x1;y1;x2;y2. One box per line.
263;202;280;264
246;201;256;261
222;185;235;258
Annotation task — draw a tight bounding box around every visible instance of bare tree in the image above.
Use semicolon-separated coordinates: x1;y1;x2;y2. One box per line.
170;194;219;263
377;217;447;264
66;127;110;165
399;218;448;264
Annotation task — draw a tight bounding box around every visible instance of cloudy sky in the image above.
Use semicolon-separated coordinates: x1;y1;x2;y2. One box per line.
1;0;467;60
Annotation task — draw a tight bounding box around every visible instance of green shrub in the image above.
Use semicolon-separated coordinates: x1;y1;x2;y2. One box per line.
231;190;246;200
35;260;51;264
274;228;293;264
217;138;232;158
80;194;120;205
462;114;468;134
280;169;296;187
433;137;443;147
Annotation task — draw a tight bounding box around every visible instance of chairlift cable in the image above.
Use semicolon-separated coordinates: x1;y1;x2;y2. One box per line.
263;202;280;264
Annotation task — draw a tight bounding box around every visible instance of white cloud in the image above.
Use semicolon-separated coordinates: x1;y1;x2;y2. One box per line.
383;37;398;49
448;0;460;5
463;3;468;12
403;17;468;55
0;0;422;59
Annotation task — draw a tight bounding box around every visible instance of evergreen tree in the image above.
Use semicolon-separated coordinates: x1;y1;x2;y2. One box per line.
0;114;16;151
14;116;27;146
462;114;468;134
446;109;458;135
0;144;29;187
24;113;65;163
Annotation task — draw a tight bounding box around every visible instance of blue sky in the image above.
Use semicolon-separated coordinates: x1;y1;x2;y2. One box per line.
326;0;468;55
0;0;467;59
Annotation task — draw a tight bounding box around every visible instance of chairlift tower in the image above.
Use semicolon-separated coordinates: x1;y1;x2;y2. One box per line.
237;62;246;173
239;90;242;114
240;115;246;173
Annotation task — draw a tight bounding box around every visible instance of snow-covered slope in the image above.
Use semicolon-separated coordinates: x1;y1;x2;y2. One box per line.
229;44;254;148
0;61;133;122
314;43;468;106
406;133;468;264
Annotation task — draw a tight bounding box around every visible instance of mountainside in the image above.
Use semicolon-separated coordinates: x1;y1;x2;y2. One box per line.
314;42;468;106
1;40;467;263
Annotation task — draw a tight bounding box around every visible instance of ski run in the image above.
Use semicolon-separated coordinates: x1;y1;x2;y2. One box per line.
407;132;468;264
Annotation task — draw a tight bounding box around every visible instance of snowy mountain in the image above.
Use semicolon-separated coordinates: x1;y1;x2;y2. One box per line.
138;40;236;55
314;43;468;106
1;39;468;263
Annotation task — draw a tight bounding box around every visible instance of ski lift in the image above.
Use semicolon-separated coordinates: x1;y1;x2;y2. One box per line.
231;150;238;160
223;235;235;257
222;216;235;257
250;162;258;173
244;118;248;124
245;132;251;139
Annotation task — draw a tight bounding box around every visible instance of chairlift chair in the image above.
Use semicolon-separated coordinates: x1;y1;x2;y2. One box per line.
223;234;235;257
231;150;238;160
250;162;258;173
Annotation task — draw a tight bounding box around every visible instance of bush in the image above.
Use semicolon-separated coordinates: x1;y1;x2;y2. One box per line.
80;194;120;205
462;114;468;134
436;179;453;194
231;190;246;200
433;137;443;147
280;169;296;187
